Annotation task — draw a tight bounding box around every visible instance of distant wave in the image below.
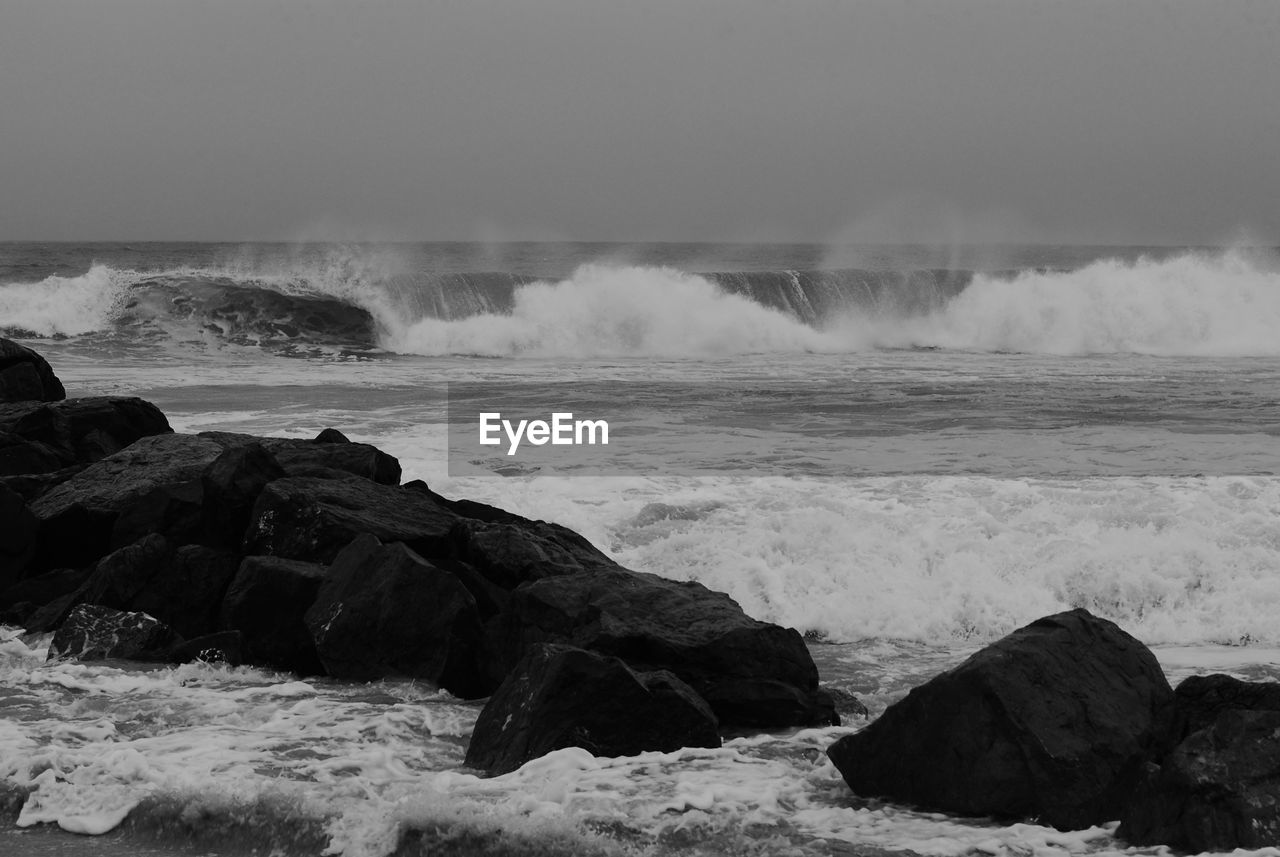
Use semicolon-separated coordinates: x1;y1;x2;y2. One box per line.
3;251;1279;357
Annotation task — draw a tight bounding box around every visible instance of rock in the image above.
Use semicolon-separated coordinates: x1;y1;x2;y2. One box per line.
826;609;1172;831
447;517;620;590
0;429;67;476
1164;673;1280;746
303;535;491;697
200;443;288;549
0;397;170;471
0;483;37;592
0;339;65;403
0;567;92;618
0;464;84;502
1119;707;1280;851
26;535;239;639
219;555;327;674
30;433;223;570
200;430;401;485
244;476;458;563
465;643;721;776
48;604;179;662
313;427;349;443
110;479;205;549
166;630;244;666
497;566;837;729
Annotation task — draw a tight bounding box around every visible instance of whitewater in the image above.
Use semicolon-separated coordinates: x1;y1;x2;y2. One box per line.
3;241;1280;856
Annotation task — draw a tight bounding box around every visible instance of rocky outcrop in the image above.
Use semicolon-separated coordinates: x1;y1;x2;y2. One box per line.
303;535;491;697
496;566;837;729
0;338;65;403
0;397;170;477
201;430;401;485
827;609;1172;831
466;643;721;776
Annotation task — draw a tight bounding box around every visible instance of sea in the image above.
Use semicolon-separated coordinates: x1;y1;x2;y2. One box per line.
3;240;1280;857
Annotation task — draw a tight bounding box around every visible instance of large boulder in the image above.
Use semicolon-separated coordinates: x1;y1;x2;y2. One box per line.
200;430;401;485
0;339;65;403
1117;674;1280;850
447;517;620;590
496;566;836;729
200;443;288;549
827;609;1172;831
1119;707;1280;851
48;604;179;662
219;555;327;674
244;476;458;563
303;535;491;697
466;643;721;776
30;433;222;570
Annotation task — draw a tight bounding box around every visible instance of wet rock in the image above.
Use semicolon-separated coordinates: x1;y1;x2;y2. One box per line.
244;476;458;563
0;397;170;470
167;630;244;666
0;339;65;403
1119;706;1280;851
447;517;619;590
1164;673;1280;746
220;555;327;674
0;567;92;619
30;433;223;570
466;643;721;776
497;566;837;729
48;604;180;662
304;534;491;697
827;609;1172;831
200;430;401;485
200;443;287;549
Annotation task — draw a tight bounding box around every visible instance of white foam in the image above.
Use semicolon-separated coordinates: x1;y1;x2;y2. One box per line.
0;264;133;337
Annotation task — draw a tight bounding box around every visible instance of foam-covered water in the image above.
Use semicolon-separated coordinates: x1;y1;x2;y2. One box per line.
4;241;1280;856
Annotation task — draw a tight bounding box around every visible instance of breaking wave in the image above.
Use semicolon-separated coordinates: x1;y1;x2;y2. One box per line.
2;250;1278;357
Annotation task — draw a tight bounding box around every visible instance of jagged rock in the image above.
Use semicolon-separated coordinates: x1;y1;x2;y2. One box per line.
48;604;179;662
200;443;288;549
219;555;327;674
0;483;37;592
30;433;223;570
244;476;458;563
303;535;490;697
200;430;400;485
26;535;238;639
1164;673;1280;746
1119;706;1280;851
466;643;721;775
0;339;65;403
0;464;84;502
826;609;1172;831
497;566;837;729
447;517;619;590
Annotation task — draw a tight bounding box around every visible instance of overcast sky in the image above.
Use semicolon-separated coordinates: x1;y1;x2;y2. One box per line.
1;0;1277;244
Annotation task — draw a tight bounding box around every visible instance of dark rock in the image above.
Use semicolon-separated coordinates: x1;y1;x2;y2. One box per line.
0;397;170;470
30;433;223;570
167;630;244;666
826;609;1172;830
448;517;619;590
1165;673;1280;747
304;534;491;697
0;430;67;476
244;476;457;563
1119;706;1280;851
0;567;92;617
0;483;37;592
465;643;721;776
313;428;349;443
26;535;238;639
48;604;180;662
200;443;287;549
0;464;84;503
0;339;65;403
497;566;837;729
200;431;400;485
219;555;327;674
110;479;205;549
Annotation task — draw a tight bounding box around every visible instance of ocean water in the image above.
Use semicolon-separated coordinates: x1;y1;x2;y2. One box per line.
4;241;1280;856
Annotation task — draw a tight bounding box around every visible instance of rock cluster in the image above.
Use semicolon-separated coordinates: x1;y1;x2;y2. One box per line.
0;339;837;778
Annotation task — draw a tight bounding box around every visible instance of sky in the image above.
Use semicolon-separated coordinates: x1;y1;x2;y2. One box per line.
1;0;1278;245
